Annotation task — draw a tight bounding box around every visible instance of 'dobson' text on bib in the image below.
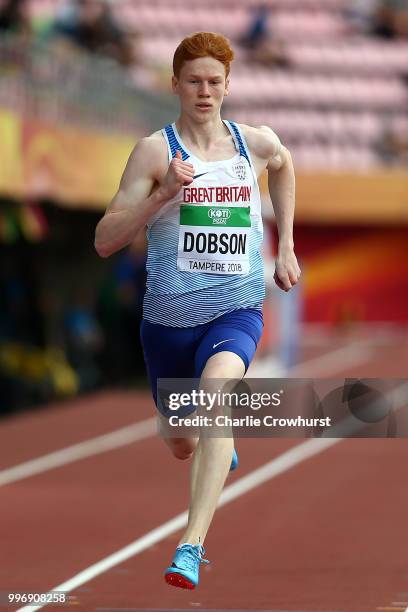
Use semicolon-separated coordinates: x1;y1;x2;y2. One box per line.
177;184;252;275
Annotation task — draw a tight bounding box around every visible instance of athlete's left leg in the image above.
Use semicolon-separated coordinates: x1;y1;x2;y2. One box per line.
164;309;263;588
181;308;263;542
180;350;245;546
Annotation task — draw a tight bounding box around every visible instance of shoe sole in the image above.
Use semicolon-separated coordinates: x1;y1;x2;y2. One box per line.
165;571;195;589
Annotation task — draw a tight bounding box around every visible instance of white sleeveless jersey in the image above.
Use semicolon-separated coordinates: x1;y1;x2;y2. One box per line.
143;120;265;327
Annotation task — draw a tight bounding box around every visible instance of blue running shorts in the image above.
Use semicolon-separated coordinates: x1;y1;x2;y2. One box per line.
140;308;263;416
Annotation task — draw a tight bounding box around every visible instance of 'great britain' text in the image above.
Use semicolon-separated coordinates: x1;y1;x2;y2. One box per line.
184;186;251;204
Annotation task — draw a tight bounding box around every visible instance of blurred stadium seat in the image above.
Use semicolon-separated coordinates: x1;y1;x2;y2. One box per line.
14;0;407;170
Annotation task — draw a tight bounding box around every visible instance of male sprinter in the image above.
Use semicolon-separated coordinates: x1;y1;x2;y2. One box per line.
95;32;300;589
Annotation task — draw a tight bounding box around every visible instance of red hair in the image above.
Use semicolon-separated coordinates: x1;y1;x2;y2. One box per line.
173;32;234;78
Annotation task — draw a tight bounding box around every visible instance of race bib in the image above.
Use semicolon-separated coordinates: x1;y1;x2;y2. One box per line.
177;204;251;275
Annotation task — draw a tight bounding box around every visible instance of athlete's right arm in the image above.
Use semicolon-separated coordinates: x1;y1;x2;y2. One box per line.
94;139;194;258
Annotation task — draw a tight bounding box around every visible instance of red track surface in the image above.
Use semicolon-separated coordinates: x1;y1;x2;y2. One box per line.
1;328;408;612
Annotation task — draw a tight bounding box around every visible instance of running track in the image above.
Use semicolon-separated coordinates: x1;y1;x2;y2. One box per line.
1;326;408;612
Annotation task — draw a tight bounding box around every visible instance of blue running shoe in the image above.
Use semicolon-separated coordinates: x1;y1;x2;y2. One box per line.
164;543;209;589
230;448;238;471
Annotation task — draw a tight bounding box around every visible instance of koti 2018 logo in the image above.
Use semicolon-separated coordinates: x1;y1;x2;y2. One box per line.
208;208;231;225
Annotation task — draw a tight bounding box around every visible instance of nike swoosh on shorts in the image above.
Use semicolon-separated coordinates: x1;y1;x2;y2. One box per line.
212;339;236;349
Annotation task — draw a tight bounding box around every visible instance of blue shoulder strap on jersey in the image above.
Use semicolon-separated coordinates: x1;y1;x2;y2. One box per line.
226;120;251;166
164;124;189;160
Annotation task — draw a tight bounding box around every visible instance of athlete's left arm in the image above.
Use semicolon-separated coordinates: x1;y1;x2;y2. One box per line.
263;126;301;292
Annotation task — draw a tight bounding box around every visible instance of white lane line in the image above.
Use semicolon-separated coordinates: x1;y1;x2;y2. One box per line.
250;341;374;379
0;418;156;487
17;436;340;612
0;341;373;487
321;381;408;438
95;609;341;612
288;343;373;377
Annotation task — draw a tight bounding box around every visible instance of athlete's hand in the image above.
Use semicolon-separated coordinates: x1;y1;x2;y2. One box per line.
274;246;301;292
160;150;195;200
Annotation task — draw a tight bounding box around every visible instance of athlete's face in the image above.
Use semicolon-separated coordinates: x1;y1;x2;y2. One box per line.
172;57;230;121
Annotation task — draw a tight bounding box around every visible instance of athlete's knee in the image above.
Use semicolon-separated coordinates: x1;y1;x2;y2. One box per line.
201;351;246;381
166;437;196;461
173;440;193;460
173;448;193;460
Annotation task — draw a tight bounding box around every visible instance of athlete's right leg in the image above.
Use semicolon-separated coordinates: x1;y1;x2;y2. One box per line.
157;413;197;460
140;319;198;460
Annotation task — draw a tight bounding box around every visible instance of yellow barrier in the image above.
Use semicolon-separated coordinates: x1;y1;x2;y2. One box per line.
0;109;134;208
260;172;408;224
